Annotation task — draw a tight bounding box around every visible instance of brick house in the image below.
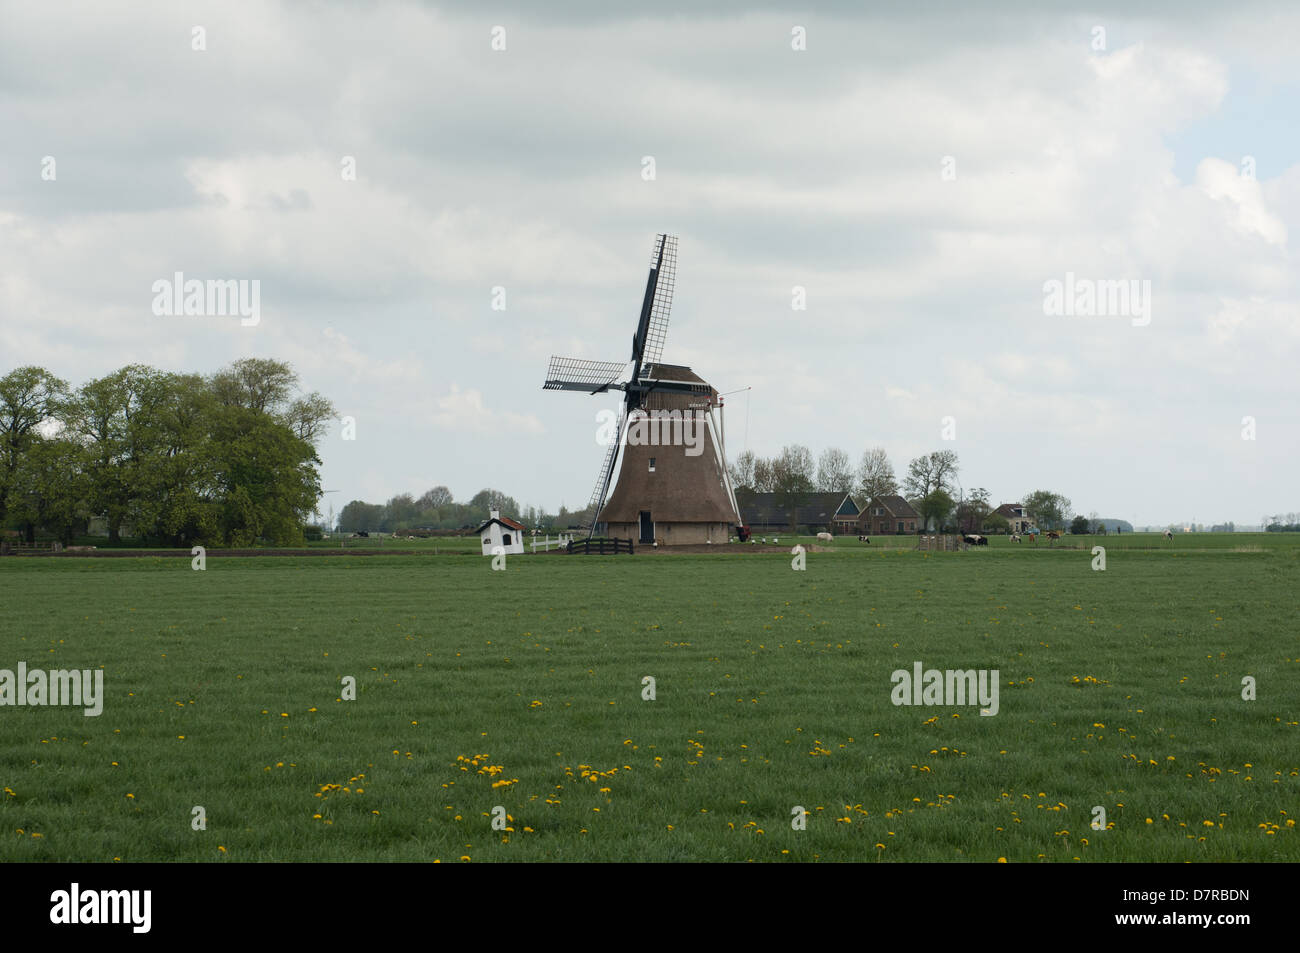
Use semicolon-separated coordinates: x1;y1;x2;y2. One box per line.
856;495;921;535
992;503;1034;535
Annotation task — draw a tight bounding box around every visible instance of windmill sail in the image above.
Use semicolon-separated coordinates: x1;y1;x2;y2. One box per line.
640;234;676;368
543;356;629;393
584;406;627;529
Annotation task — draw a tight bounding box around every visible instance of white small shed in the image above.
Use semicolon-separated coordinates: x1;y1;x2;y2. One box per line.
476;510;526;556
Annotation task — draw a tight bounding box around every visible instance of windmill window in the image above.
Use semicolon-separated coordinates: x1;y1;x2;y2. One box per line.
649;457;656;472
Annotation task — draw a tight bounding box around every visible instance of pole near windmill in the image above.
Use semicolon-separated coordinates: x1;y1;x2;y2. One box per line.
716;387;750;462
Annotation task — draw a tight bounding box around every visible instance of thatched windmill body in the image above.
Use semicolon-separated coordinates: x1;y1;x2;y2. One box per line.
543;234;741;546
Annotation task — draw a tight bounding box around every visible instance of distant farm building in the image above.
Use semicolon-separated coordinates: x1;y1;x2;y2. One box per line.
992;503;1035;535
738;492;859;534
476;510;526;556
856;495;921;535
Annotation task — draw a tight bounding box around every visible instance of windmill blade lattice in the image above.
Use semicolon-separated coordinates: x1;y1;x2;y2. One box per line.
583;406;627;528
543;356;629;393
640;234;676;368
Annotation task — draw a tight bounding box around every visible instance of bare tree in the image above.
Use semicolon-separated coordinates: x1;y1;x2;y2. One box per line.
728;449;757;491
417;485;454;509
771;445;815;529
816;447;855;492
772;445;815;494
902;450;959;499
857;446;898;501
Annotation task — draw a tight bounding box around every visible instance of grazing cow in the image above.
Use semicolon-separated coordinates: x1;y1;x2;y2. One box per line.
1009;534;1021;543
962;534;988;547
1164;529;1174;541
816;532;834;543
1046;530;1061;546
858;535;870;543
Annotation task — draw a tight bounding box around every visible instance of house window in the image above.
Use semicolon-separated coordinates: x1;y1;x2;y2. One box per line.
875;507;883;516
649;457;656;472
503;533;511;545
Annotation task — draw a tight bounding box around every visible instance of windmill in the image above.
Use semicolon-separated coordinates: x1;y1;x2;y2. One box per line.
543;234;741;546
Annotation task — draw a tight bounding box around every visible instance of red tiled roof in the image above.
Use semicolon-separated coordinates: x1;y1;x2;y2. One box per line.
476;516;526;533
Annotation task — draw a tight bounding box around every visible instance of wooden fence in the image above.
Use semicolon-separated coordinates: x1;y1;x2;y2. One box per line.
0;540;63;555
566;537;634;556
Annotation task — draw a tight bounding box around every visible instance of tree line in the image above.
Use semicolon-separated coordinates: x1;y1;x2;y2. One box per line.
728;445;1076;533
336;488;589;534
0;360;334;546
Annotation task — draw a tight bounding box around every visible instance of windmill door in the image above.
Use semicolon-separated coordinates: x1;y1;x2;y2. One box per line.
638;511;654;543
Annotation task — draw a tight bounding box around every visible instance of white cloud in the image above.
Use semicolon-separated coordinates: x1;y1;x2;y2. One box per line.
430;384;544;435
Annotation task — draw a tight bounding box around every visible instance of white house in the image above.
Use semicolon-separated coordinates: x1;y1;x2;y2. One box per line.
476;510;526;556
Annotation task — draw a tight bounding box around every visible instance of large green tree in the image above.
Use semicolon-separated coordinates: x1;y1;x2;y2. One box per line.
210;358;335;443
0;366;68;535
209;405;320;546
9;436;87;544
1023;489;1072;531
2;359;332;547
919;488;956;532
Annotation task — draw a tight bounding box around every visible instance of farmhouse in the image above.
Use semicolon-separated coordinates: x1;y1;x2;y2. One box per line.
856;495;921;535
476;510;525;556
738;492;859;535
992;503;1035;535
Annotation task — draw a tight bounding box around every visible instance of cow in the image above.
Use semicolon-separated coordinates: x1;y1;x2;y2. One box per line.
816;532;834;543
962;534;988;547
1164;529;1174;541
1009;534;1021;543
1046;530;1061;546
858;535;870;543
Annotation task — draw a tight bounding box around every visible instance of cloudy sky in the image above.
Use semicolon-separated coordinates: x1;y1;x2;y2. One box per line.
2;0;1296;527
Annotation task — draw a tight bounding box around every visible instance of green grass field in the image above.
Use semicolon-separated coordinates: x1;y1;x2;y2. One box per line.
1;535;1297;862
